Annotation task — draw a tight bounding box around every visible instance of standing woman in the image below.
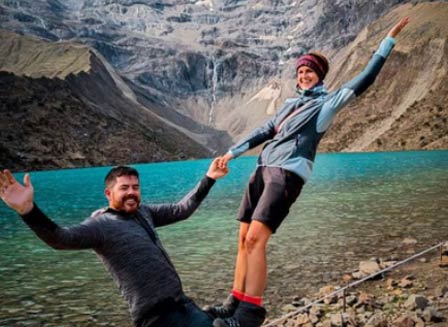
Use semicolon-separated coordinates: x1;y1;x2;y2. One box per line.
207;17;410;327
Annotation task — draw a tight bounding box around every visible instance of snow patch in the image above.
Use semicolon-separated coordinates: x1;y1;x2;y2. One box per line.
246;81;282;115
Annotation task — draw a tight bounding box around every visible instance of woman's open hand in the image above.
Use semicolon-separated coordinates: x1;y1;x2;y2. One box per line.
387;17;410;38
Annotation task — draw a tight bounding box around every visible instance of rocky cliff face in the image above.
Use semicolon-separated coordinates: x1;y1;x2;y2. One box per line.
320;2;448;152
0;0;447;171
0;30;212;171
1;0;418;124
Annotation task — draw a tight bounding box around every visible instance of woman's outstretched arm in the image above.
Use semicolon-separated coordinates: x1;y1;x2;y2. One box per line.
316;17;410;133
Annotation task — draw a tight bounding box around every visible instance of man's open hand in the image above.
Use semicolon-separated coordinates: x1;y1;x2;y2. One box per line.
0;170;34;215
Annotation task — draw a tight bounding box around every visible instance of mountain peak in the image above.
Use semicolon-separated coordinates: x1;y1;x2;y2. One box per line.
0;29;91;79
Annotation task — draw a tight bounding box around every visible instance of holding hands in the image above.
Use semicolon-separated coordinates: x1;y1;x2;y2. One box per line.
0;170;34;215
217;153;233;170
207;157;230;180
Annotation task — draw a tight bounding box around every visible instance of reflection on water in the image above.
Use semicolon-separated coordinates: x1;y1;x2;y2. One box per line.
0;151;447;325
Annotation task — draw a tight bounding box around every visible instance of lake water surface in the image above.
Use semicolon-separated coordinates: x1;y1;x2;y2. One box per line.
0;150;447;326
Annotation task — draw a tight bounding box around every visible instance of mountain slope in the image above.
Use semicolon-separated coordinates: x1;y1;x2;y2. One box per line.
0;0;446;170
2;0;444;149
320;2;448;152
0;30;211;171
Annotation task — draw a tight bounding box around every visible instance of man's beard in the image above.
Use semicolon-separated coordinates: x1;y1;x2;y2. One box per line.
119;194;140;212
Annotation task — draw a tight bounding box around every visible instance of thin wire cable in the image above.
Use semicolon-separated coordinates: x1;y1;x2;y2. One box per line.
263;242;445;327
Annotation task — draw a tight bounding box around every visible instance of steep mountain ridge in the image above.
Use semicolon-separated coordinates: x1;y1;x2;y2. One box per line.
0;30;212;171
1;1;434;129
320;2;448;152
211;2;448;152
0;29;91;79
0;1;446;171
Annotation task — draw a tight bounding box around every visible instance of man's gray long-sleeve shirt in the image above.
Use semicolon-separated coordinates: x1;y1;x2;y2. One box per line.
20;175;215;325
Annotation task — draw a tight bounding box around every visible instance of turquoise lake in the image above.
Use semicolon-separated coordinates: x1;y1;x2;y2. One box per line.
0;150;447;326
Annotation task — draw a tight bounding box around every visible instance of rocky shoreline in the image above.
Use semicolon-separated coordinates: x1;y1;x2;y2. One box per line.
266;241;448;327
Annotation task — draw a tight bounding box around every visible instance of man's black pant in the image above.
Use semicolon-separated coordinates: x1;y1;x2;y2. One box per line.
137;297;213;327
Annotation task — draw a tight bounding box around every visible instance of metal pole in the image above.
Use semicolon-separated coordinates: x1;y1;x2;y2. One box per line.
263;242;444;327
441;243;444;262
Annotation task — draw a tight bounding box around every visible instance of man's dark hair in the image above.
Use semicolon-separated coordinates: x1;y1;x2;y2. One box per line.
105;166;139;188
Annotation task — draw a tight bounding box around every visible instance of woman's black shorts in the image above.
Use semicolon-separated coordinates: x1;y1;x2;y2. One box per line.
237;166;304;233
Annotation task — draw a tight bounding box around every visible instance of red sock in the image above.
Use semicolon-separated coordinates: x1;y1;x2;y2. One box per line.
232;289;245;301
243;294;263;306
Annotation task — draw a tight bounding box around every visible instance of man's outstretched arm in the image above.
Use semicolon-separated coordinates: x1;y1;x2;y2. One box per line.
148;157;229;227
0;170;103;250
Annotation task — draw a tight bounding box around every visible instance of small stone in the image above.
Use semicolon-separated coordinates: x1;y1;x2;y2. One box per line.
380;261;398;269
357;291;374;306
365;312;387;327
342;274;353;284
319;285;338;304
393;289;403;296
310;305;323;317
282;304;298;313
319;285;336;295
399;278;413;288
376;295;392;306
346;311;357;326
293;313;311;325
439;257;448;267
382;302;397;313
422;306;444;323
352;271;365;279
442;241;448;254
357;313;367;324
293;297;312;307
356;306;366;314
404;295;429;311
359;261;381;275
387;254;400;261
345;295;357;306
330;312;346;327
435;285;448;298
309;313;320;324
386;278;398;289
392;314;415;327
401;238;417;246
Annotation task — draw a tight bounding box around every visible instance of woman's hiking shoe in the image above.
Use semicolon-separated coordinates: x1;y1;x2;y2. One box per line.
204;294;240;319
213;301;266;327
